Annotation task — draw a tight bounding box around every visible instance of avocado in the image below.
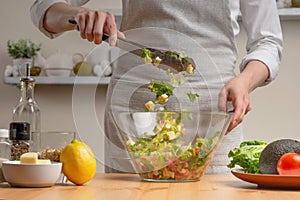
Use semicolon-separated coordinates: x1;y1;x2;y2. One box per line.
259;139;300;174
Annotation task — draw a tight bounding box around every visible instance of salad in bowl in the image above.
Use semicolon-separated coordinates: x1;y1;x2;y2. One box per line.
113;49;232;181
114;110;232;182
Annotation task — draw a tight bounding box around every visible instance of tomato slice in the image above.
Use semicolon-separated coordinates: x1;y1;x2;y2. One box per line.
277;152;300;175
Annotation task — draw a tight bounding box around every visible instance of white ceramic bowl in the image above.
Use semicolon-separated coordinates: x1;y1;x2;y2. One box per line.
2;160;62;187
44;68;72;77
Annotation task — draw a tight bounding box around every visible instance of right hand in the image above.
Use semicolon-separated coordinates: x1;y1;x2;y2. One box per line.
74;10;124;45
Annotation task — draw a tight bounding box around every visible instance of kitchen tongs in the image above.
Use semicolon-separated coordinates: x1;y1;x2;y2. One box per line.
69;20;195;73
115;37;196;73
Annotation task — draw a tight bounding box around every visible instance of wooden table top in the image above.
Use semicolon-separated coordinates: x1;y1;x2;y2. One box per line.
1;173;299;200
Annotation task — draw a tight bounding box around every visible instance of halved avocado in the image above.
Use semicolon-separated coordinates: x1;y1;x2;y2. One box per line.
259;139;300;174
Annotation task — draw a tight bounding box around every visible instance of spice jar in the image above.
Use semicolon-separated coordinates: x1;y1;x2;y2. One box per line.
9;122;30;160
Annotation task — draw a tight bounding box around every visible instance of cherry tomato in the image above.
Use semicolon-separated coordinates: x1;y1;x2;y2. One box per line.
277;152;300;175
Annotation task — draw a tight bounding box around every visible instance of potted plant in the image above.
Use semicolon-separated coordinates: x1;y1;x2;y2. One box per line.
7;39;41;76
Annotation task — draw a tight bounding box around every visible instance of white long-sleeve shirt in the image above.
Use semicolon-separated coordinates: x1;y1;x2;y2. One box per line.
30;0;283;84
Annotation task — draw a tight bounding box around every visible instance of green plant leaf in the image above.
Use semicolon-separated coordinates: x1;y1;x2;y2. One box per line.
7;39;40;59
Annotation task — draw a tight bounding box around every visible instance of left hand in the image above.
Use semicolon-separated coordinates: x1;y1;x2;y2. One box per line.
218;60;270;134
218;75;252;134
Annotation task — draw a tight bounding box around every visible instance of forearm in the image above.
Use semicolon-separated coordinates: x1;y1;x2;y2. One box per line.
240;0;282;84
43;2;87;34
239;60;270;93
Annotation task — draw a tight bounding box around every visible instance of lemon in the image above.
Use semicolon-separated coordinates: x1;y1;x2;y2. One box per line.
60;139;96;185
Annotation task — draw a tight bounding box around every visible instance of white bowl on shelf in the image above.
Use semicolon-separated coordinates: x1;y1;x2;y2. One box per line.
44;68;72;77
2;160;62;187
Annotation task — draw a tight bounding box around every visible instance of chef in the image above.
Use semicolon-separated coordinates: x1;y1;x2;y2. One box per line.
30;0;282;174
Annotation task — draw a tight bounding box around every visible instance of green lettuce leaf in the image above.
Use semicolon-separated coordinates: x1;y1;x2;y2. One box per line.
227;140;267;174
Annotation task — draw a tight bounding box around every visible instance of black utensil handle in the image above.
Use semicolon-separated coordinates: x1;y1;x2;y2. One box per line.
68;19;109;41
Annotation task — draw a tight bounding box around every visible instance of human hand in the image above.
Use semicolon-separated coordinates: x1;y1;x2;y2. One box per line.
218;60;270;134
74;10;124;45
218;75;252;134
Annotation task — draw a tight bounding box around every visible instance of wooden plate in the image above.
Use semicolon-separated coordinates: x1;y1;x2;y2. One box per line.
231;169;300;189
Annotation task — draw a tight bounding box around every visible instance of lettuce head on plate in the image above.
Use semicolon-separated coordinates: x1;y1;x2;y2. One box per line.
227;140;268;174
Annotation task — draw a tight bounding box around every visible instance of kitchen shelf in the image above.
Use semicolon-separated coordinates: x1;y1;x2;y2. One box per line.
3;76;111;85
278;8;300;20
236;8;300;21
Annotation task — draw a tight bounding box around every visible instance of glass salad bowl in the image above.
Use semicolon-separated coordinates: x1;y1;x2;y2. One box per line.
113;111;233;182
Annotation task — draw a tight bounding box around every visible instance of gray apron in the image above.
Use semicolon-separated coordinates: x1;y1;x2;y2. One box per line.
104;0;243;174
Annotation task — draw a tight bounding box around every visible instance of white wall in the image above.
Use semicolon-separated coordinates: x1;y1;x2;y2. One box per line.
237;21;300;142
0;1;299;172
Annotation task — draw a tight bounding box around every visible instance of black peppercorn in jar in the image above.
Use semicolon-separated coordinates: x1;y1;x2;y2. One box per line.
9;122;30;160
